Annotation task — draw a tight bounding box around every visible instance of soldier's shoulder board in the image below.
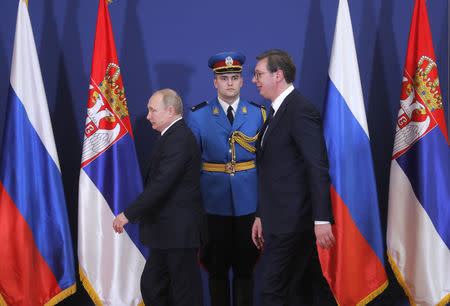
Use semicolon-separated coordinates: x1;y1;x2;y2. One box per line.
249;101;265;109
190;101;208;112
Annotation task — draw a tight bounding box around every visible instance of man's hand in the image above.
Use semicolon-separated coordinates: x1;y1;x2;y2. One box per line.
252;217;264;250
315;223;335;250
113;212;129;234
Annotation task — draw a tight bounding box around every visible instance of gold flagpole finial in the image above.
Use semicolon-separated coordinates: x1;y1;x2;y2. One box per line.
107;0;112;4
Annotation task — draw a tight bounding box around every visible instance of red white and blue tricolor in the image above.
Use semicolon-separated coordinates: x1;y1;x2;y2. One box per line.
387;0;449;305
77;0;149;304
0;1;76;304
318;0;388;305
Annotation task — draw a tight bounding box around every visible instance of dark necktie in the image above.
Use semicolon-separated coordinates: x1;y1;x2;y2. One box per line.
268;106;275;122
264;107;275;131
227;106;234;125
261;106;275;144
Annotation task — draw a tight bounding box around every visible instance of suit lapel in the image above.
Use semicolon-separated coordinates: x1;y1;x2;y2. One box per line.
256;113;269;153
261;94;290;152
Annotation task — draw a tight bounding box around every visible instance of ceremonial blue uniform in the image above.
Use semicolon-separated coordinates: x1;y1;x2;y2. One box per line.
187;98;264;216
186;48;265;306
187;97;264;306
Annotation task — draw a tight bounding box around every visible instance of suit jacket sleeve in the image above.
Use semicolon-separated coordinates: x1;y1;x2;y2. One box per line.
124;131;190;223
291;100;334;223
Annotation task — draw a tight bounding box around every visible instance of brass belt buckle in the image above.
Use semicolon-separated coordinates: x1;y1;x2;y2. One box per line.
226;161;236;176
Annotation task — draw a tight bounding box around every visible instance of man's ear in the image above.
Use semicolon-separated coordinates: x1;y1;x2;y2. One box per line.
168;105;176;116
275;69;283;80
275;70;283;81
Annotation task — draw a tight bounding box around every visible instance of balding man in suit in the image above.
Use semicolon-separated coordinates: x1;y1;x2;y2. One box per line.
113;88;205;306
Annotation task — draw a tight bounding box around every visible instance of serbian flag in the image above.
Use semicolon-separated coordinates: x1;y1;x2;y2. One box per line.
77;0;149;304
0;0;76;304
319;0;388;305
386;0;450;305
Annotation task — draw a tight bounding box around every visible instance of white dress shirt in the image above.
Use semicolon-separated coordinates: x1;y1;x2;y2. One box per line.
271;85;294;115
218;97;239;119
161;117;183;136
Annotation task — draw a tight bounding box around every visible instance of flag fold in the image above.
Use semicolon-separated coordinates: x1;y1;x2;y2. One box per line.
0;1;76;305
319;0;388;305
387;0;450;305
78;0;149;305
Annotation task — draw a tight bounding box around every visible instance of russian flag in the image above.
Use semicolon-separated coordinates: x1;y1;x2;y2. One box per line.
387;0;450;305
0;1;76;304
318;0;388;305
77;0;149;304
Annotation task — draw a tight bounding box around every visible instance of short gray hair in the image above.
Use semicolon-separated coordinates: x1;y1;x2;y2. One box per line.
154;88;183;115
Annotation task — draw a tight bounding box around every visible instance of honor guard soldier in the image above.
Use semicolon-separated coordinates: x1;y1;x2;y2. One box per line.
187;52;266;306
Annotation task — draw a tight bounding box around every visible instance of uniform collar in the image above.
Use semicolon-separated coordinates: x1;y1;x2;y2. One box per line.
218;96;240;115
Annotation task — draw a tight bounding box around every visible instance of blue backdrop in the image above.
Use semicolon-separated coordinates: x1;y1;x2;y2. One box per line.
0;0;448;305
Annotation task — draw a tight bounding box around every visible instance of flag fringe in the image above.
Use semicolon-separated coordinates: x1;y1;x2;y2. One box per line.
356;279;388;306
387;250;417;306
44;283;77;306
388;250;450;306
79;266;145;305
0;284;76;306
79;266;103;306
0;293;6;306
436;294;450;306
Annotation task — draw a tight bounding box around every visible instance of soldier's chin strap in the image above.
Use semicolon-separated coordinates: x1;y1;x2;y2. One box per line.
230;107;266;161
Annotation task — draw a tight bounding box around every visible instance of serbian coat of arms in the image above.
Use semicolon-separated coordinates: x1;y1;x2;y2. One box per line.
81;63;130;167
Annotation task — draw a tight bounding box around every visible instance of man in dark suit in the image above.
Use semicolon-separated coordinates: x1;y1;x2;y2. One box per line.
251;49;336;305
113;88;205;306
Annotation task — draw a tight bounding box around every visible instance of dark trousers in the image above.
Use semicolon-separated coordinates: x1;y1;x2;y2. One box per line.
260;230;335;306
199;213;260;305
200;213;260;279
141;248;203;306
